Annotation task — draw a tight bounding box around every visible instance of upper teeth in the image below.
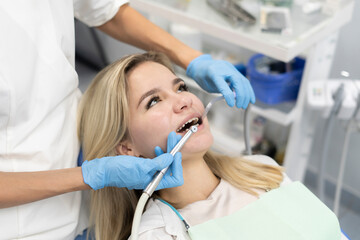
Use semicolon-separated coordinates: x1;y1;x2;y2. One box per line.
177;117;199;132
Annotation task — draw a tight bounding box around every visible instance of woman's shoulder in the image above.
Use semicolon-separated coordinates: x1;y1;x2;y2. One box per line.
243;154;279;166
243;154;292;185
137;199;190;240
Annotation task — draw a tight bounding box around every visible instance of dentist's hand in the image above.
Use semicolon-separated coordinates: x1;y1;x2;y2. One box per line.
81;132;183;190
186;54;255;109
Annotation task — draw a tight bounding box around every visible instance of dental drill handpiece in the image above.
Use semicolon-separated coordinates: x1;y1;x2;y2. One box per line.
143;125;198;197
132;126;198;240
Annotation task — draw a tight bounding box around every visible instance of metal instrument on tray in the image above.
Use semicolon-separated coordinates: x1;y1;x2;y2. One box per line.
207;0;256;25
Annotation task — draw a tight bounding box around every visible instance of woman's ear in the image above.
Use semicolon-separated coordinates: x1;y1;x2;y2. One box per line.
116;140;137;156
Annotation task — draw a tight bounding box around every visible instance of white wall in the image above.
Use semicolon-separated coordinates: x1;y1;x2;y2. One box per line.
329;1;360;79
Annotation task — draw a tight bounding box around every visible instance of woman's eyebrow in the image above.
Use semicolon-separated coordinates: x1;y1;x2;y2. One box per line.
137;88;160;108
137;78;185;108
173;77;184;85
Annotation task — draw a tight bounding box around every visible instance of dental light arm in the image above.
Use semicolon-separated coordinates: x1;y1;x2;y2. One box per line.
131;126;198;240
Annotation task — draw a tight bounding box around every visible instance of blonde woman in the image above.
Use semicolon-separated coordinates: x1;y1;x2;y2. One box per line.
78;52;343;240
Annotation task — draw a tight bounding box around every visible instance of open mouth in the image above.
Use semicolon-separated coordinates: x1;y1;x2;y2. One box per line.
176;117;203;133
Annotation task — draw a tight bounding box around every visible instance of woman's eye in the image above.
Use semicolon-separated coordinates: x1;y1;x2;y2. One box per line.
177;84;188;93
146;96;160;109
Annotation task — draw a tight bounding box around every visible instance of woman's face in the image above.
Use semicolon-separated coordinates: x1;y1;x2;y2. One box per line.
122;61;213;159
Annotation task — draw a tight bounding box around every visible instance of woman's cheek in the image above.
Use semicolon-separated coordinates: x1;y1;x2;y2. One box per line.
140;127;171;157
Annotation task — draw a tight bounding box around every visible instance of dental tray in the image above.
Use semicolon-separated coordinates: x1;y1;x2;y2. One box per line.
207;0;256;25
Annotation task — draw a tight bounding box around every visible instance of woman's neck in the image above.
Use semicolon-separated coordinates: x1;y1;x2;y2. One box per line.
158;156;220;209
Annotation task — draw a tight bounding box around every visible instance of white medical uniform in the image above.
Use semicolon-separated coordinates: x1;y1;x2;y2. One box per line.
0;0;127;239
137;155;292;240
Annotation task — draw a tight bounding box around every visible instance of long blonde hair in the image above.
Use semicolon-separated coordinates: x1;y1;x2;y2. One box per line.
77;52;283;240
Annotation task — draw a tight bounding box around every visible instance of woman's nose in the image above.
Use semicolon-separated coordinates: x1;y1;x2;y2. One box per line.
173;94;192;113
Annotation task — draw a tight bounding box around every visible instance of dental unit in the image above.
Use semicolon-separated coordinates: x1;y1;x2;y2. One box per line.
308;79;360;216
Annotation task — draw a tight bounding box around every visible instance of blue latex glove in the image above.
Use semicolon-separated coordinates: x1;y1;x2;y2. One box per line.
82;132;183;190
186;54;256;109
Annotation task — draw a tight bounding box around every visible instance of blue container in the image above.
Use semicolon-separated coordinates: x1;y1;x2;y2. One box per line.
234;63;247;76
247;54;305;104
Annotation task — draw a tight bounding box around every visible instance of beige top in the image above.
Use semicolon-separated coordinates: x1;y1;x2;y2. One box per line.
178;178;266;227
136;155;291;240
178;154;293;226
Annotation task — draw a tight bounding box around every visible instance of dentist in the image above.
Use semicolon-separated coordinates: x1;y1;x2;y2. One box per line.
0;1;255;239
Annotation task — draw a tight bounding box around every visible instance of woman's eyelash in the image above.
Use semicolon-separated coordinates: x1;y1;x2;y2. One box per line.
145;84;188;110
178;83;188;92
146;95;160;109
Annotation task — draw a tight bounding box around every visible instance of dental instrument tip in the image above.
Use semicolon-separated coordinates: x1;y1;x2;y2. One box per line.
190;125;198;133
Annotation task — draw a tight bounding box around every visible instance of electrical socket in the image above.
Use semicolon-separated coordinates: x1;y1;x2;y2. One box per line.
307;81;327;109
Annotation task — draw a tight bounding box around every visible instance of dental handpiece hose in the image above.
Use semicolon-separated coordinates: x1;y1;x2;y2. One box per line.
202;93;252;155
318;84;344;201
131;125;198;240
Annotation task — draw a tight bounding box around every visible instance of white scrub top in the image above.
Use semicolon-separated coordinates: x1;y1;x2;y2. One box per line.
0;0;127;239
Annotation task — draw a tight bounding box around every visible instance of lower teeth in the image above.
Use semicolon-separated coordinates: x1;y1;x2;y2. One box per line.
184;123;199;132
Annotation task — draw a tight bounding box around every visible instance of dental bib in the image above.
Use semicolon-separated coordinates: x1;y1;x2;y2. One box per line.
161;182;341;240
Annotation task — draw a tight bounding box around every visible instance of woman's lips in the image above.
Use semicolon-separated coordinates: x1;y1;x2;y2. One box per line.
176;117;200;133
176;117;205;136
